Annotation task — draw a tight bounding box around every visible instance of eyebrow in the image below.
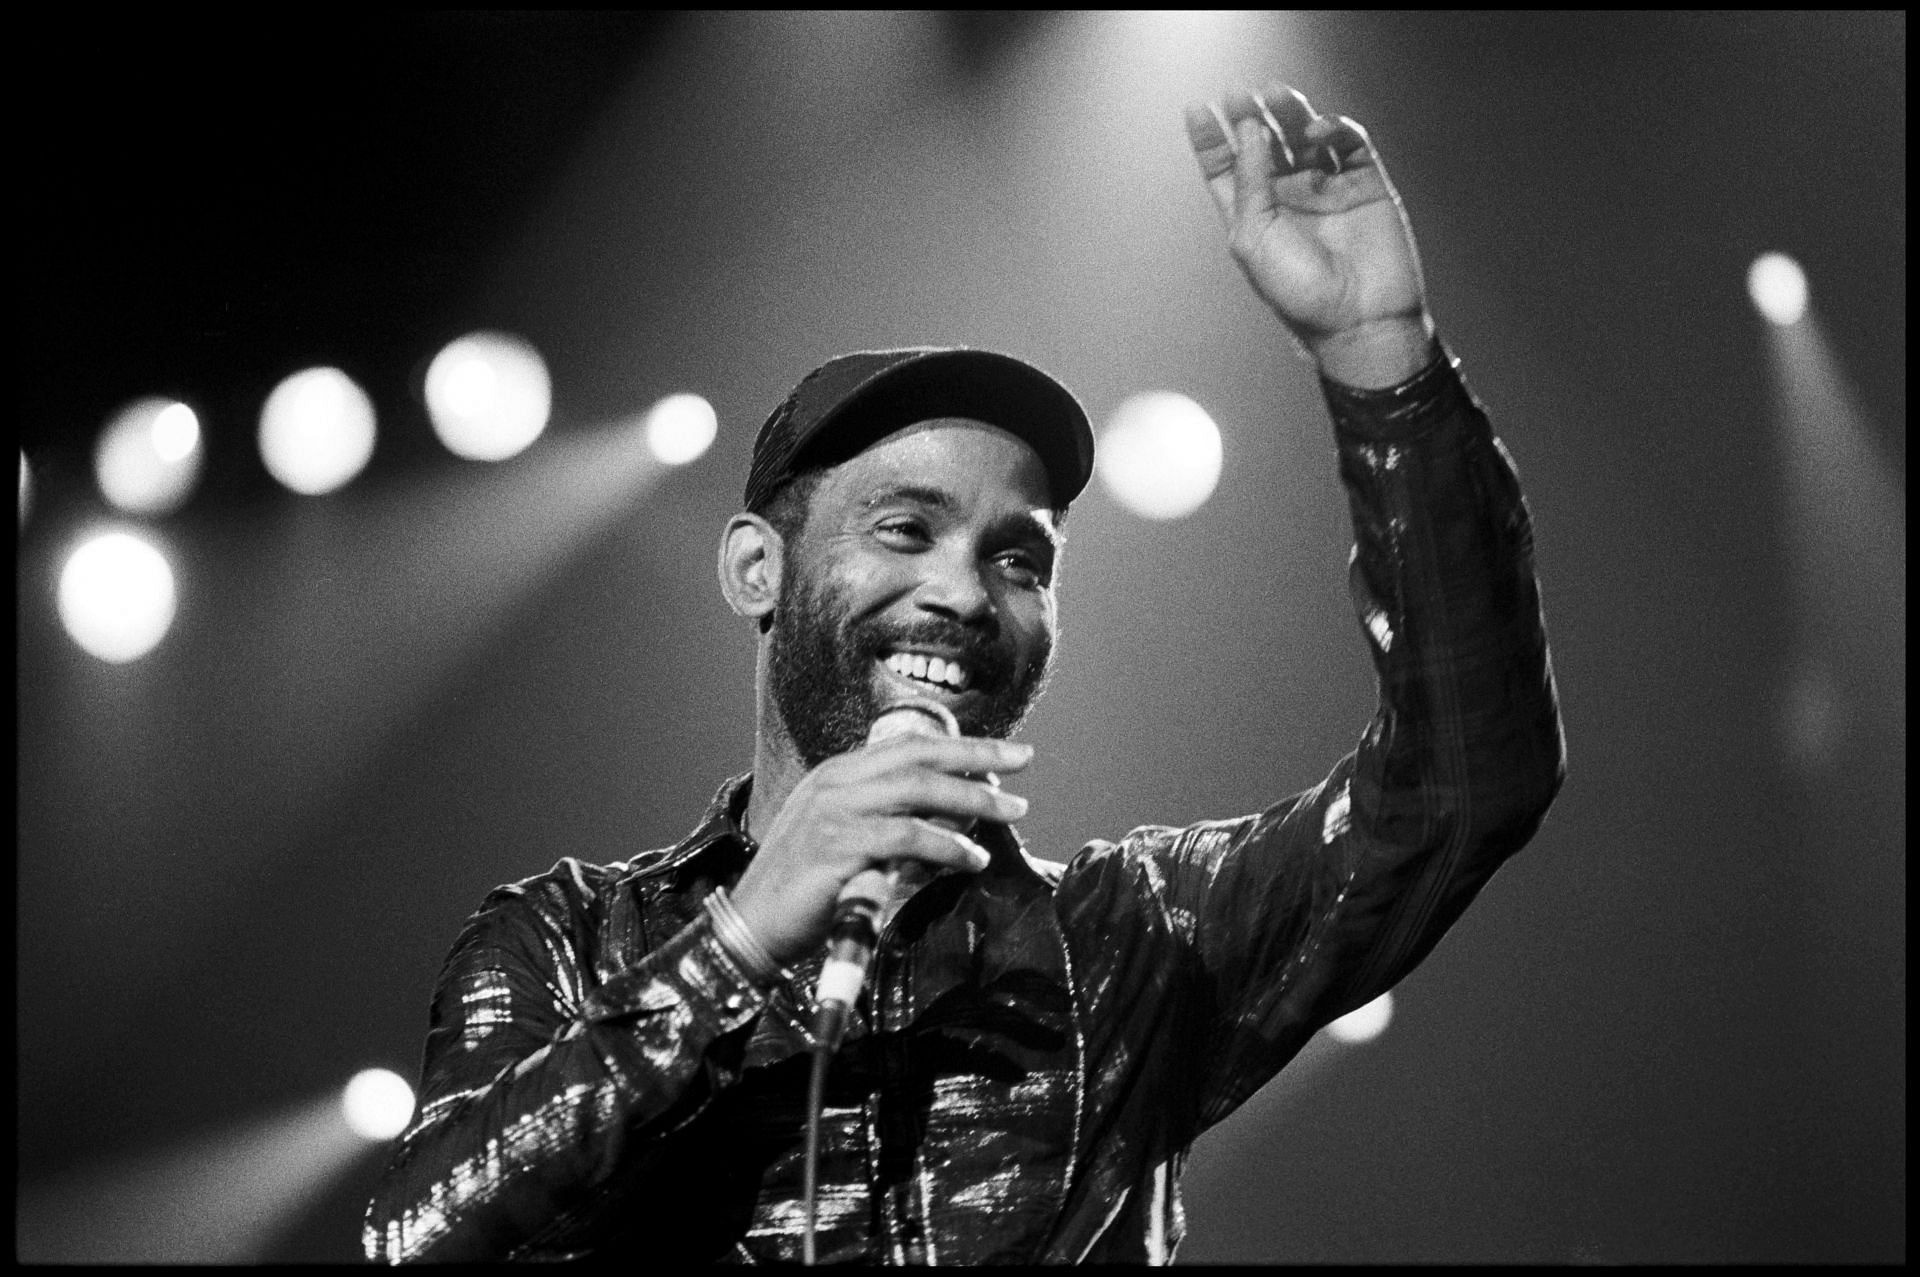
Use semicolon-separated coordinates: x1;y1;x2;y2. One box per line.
861;483;1061;548
861;484;954;514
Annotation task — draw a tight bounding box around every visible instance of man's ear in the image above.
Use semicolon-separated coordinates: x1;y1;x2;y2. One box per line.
718;513;783;622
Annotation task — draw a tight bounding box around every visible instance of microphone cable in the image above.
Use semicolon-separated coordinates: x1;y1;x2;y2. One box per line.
803;1039;829;1266
803;888;884;1265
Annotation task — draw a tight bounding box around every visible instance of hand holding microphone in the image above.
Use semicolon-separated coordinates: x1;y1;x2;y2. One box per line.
813;700;989;1050
727;702;1033;1017
833;699;975;930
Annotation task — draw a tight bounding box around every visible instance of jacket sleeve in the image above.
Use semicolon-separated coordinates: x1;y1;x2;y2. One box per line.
362;863;781;1262
1080;345;1566;1133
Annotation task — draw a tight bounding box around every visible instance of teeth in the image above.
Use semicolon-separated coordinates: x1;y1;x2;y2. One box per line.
884;651;971;692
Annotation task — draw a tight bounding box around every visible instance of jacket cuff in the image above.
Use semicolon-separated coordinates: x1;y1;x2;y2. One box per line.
1319;339;1476;445
576;908;776;1032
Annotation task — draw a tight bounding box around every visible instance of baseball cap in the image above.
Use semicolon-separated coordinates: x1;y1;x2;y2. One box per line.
742;347;1095;514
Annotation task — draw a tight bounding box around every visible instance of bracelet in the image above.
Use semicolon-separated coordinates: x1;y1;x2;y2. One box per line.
703;887;786;987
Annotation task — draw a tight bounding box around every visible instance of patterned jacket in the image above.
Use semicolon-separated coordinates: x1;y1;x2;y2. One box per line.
364;347;1565;1263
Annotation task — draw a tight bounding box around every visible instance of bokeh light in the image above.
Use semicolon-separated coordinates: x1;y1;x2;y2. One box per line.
1325;990;1394;1044
341;1069;415;1142
424;331;552;462
56;529;178;664
152;402;199;461
258;367;378;496
94;398;205;516
20;450;31;526
645;392;719;465
1748;252;1809;327
1096;391;1224;521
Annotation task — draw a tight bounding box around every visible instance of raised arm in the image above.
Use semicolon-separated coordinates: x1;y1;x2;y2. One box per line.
1062;85;1564;1132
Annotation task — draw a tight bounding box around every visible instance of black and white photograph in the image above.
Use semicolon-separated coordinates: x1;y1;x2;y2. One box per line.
17;11;1903;1265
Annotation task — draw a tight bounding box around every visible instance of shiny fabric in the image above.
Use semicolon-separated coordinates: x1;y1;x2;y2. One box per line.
364;347;1565;1264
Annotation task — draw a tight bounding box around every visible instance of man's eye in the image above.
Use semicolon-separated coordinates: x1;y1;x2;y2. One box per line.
997;552;1045;586
876;520;929;544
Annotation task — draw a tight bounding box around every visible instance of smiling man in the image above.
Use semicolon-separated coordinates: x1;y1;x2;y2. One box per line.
365;83;1564;1265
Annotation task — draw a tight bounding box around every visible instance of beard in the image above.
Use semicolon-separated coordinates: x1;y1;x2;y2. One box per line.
767;557;1054;768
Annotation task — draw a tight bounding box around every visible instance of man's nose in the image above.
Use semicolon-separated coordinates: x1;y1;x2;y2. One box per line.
913;547;994;623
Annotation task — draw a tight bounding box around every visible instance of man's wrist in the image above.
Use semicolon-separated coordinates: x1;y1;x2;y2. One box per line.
1306;314;1438;390
703;887;787;987
1319;336;1471;443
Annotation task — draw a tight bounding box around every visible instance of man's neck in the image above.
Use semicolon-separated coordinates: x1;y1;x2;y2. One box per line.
743;728;806;845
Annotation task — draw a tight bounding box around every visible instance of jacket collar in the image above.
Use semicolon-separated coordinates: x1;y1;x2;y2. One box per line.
634;772;1056;890
629;773;755;880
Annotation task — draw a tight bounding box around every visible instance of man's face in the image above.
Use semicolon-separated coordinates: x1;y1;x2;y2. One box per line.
767;418;1062;767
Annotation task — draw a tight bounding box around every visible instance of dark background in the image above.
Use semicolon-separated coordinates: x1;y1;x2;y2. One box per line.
17;12;1904;1263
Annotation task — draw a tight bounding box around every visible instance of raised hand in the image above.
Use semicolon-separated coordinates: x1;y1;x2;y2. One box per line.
1184;83;1434;387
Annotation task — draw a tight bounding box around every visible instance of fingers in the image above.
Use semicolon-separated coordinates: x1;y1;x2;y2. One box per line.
834;815;995;914
1253;84;1314;169
813;767;1013;908
1182;99;1235;178
871;766;1030;829
814;727;1031;834
1251;84;1360;176
1185;82;1375;221
1212;85;1311;175
849;736;1029;863
905;817;995;872
1305;113;1373;175
856;731;1034;779
1231;116;1279;223
1183;100;1239;227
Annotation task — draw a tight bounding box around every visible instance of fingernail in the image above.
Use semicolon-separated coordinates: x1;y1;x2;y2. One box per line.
966;840;992;870
1001;791;1030;818
1005;741;1035;761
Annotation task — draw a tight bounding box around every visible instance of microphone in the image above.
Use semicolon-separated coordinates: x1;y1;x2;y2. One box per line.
811;698;968;1053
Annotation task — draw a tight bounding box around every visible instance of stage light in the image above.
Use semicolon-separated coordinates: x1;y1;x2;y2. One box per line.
19;450;30;526
57;529;177;664
258;367;378;495
94;398;205;515
1748;252;1809;327
1096;391;1223;520
1325;990;1394;1044
645;392;718;465
341;1068;415;1142
424;331;552;461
